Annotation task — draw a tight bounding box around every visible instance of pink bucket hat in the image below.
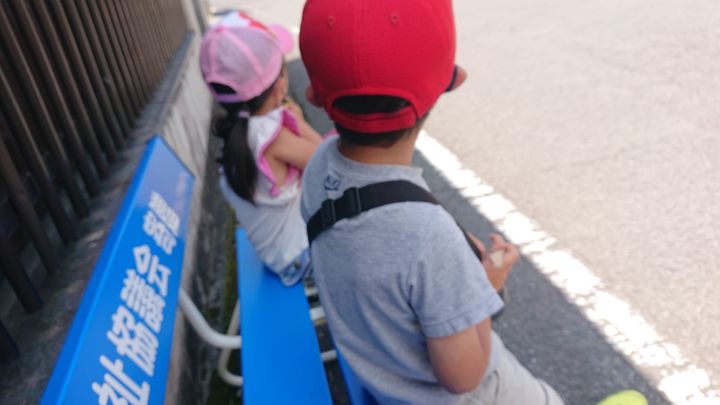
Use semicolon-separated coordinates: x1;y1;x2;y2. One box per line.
200;11;293;104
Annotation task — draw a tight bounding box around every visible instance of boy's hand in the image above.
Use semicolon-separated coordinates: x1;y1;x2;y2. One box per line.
468;233;518;291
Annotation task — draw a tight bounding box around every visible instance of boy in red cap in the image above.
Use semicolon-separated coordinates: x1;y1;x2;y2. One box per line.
299;0;564;404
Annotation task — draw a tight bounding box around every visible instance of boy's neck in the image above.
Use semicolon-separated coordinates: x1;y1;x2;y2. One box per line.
338;131;419;166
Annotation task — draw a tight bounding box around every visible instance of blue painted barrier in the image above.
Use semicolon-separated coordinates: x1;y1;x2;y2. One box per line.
42;136;194;405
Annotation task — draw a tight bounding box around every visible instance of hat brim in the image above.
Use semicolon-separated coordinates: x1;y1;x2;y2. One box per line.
268;24;294;54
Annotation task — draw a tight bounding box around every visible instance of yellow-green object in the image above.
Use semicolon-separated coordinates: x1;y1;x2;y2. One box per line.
597;390;649;405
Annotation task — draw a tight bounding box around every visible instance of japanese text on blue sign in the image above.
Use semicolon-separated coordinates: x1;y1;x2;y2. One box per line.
42;137;194;405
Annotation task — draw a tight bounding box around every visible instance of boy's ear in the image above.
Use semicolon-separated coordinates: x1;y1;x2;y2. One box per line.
305;86;322;107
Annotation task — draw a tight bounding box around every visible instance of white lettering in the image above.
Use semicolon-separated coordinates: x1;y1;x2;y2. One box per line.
148;192;180;236
120;269;165;333
107;306;159;376
91;356;150;405
141;212;177;255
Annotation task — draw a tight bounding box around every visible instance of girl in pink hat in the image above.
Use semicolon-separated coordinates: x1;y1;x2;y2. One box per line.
200;12;322;285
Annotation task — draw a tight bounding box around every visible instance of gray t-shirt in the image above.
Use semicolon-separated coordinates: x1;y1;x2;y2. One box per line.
301;138;504;404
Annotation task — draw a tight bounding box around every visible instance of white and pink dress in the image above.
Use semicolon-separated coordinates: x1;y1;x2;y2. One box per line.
219;107;310;286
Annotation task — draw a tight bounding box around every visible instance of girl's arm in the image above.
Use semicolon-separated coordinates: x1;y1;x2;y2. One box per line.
264;127;319;170
286;99;323;145
296;119;323;145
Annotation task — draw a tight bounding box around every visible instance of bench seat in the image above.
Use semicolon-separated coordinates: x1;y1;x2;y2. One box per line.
236;229;333;404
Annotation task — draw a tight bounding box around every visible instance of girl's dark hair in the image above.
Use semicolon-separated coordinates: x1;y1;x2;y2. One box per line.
333;95;428;146
212;83;275;203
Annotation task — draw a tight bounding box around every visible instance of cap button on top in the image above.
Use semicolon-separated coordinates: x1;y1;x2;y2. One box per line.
327;15;335;28
390;12;399;25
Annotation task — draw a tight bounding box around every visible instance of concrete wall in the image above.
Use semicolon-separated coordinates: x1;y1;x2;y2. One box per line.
158;34;216;404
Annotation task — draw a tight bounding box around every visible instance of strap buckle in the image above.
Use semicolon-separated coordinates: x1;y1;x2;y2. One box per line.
320;199;336;228
340;187;362;218
319;187;362;231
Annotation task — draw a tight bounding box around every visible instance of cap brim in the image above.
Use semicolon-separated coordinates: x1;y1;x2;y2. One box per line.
444;65;467;93
268;24;294;54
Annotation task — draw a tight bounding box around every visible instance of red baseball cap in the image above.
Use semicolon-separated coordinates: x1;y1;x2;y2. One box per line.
299;0;456;133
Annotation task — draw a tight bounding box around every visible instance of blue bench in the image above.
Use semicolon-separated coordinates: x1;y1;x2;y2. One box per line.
235;229;377;405
41;137;195;405
39;135;374;404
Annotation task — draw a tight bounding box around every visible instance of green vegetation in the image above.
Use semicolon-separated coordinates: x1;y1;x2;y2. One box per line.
206;210;243;405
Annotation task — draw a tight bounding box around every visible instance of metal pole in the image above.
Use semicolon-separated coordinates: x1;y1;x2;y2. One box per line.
178;288;241;350
9;0;103;197
135;0;168;80
216;301;243;386
0;6;91;215
114;0;154;94
0;66;75;245
151;0;177;60
77;0;137;125
126;0;162;85
0;235;43;313
103;0;147;106
92;0;143;112
0;120;60;271
149;0;173;61
61;0;132;134
29;0;116;174
0;319;19;363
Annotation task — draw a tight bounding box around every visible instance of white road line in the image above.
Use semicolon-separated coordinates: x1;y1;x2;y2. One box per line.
416;131;719;405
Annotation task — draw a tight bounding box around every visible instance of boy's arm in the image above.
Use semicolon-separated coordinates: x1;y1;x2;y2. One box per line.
409;210;515;395
427;318;492;394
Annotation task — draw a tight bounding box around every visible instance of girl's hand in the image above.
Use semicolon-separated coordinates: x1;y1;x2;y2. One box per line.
285;97;323;145
468;233;518;291
285;98;305;121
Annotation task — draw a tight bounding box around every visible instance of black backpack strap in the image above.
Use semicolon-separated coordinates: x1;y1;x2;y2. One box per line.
306;179;506;317
306;180;438;244
307;180;482;259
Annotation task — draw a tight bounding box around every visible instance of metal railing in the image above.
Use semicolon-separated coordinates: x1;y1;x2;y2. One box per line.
0;0;190;361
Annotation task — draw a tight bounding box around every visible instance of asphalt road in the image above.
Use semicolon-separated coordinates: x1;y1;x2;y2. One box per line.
426;1;720;402
207;0;719;403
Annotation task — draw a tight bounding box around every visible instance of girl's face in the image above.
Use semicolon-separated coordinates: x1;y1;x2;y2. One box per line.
275;64;289;103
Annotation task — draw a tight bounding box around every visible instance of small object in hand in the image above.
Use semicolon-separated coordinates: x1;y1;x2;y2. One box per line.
597;390;648;405
489;250;504;268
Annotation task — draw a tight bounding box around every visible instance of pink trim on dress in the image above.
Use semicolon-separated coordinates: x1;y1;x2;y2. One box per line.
281;108;302;185
256;108;303;197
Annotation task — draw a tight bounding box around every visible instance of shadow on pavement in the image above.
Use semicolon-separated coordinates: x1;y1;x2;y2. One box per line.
418;154;670;405
286;58;670;405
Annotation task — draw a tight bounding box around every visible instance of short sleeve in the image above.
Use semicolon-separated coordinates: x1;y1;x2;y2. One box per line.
408;212;504;338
